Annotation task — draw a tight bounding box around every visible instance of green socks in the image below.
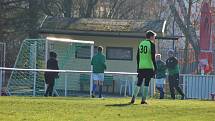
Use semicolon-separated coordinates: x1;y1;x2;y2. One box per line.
142;86;149;101
132;86;140;98
132;85;149;101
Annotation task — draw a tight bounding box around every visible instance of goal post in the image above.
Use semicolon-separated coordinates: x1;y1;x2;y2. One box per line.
7;37;94;96
46;37;94;97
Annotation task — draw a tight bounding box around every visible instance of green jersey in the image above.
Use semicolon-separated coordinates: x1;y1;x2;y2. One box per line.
166;57;179;75
91;52;106;73
137;40;156;70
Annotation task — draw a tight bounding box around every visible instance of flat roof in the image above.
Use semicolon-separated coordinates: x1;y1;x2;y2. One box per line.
39;29;179;40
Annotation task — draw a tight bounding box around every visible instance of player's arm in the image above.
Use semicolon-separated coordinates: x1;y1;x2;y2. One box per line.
47;60;51;69
162;61;167;70
103;56;107;70
136;48;140;72
55;60;59;70
173;57;178;66
91;57;94;65
151;43;157;72
167;57;178;68
55;60;59;78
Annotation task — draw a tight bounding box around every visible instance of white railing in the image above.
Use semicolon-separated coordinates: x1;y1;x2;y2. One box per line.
181;74;215;99
0;67;141;97
2;67;215;100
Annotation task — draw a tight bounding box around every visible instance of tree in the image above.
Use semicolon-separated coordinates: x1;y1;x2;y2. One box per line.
167;0;201;73
40;0;63;16
85;0;98;17
28;0;41;38
63;0;72;17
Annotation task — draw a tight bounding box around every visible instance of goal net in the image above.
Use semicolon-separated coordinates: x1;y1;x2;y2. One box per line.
7;37;94;96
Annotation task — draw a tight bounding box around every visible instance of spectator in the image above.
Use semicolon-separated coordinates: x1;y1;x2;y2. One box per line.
155;54;166;99
44;52;59;97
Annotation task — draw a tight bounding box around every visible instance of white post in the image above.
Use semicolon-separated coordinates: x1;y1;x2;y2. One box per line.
124;80;127;97
0;69;2;96
64;73;68;96
33;42;37;96
182;75;186;97
149;78;155;97
44;39;48;92
131;75;136;96
90;44;94;97
33;71;37;96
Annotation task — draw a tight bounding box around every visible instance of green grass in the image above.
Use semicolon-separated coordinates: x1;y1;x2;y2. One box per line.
0;97;215;121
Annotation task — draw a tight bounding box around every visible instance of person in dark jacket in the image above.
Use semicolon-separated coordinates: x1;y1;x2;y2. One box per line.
166;49;185;100
44;52;59;97
155;54;166;99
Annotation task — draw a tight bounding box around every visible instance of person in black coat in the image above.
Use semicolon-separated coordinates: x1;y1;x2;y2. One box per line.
166;49;185;100
44;52;59;96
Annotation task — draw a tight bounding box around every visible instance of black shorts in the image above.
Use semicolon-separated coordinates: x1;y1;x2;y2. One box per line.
137;69;155;78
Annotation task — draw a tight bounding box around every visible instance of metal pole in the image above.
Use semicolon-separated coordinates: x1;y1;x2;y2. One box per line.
45;39;48;68
44;39;48;92
3;43;6;86
182;75;186;97
90;44;94;97
33;42;37;96
33;71;37;96
124;80;127;97
65;73;68;96
172;0;176;50
0;69;2;96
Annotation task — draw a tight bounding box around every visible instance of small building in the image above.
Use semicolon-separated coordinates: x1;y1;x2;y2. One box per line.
40;17;175;73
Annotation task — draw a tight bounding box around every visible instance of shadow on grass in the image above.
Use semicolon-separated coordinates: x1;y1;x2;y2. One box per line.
23;96;91;101
105;103;135;107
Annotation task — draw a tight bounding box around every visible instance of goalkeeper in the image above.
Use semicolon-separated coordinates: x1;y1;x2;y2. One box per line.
44;52;59;97
166;49;185;100
130;30;157;104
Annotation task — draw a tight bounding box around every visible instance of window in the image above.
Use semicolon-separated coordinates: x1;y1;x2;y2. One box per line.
106;47;133;60
75;46;97;59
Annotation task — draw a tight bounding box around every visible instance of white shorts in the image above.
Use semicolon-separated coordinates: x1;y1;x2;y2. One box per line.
156;78;165;85
92;73;104;81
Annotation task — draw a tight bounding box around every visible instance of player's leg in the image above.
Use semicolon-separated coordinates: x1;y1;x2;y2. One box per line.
92;73;98;98
92;80;98;98
156;78;164;99
156;84;163;99
130;76;143;103
44;78;53;96
174;74;185;100
159;78;165;99
98;73;104;98
169;75;176;99
141;77;151;104
98;80;103;98
159;84;164;99
48;79;55;96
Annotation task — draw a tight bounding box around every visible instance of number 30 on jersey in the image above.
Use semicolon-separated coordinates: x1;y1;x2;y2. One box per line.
140;45;147;54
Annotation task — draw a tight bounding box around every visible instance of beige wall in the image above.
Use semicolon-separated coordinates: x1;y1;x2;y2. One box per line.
48;34;142;73
46;34;148;91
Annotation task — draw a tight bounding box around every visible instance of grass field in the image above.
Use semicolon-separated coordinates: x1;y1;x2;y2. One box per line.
0;96;215;121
